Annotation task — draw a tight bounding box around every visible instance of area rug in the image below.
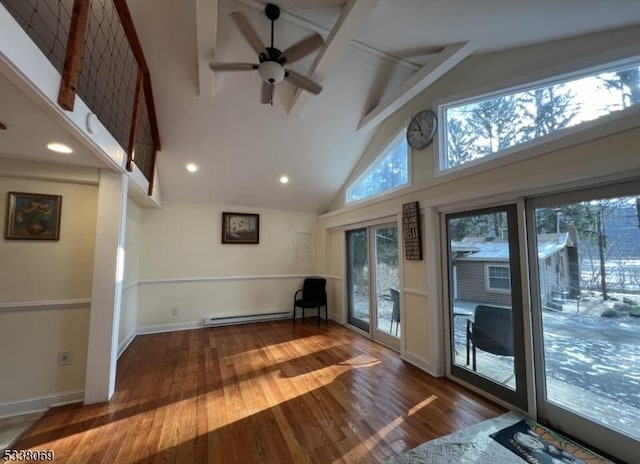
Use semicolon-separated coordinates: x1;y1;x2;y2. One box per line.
386;411;613;464
491;418;613;463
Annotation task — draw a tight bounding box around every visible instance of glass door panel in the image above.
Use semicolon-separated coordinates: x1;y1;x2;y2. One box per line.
347;228;370;332
372;225;400;350
528;186;640;461
446;205;527;409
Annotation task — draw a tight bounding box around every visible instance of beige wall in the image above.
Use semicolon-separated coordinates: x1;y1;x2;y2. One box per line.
0;169;98;409
137;202;318;329
318;26;640;376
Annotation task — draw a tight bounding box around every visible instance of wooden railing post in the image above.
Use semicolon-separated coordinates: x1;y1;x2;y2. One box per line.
58;0;90;111
126;69;144;172
114;0;161;194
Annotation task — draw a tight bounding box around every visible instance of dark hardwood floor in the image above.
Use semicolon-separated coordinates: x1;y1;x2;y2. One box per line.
14;320;505;463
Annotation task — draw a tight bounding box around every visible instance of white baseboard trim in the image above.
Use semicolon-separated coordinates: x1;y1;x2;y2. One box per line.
204;311;291;327
402;351;442;377
137;320;204;335
0;389;84;418
117;329;136;358
137;310;302;335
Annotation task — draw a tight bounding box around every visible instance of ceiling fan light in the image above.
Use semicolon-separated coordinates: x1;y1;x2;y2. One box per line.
258;61;285;84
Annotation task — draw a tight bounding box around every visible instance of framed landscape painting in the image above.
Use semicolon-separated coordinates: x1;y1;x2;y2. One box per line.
221;212;259;244
5;192;62;240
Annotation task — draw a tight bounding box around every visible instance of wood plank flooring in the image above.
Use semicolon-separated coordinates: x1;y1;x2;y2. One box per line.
13;320;505;463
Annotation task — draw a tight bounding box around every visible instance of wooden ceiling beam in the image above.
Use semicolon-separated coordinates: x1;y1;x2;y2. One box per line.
289;0;380;117
196;0;219;98
357;41;475;132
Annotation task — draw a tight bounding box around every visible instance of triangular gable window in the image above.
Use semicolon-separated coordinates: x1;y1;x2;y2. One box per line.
346;132;409;203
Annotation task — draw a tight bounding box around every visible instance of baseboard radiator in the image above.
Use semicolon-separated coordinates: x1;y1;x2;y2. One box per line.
203;311;292;327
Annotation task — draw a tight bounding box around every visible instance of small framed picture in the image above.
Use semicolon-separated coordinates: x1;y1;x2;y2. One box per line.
221;212;259;244
5;192;62;240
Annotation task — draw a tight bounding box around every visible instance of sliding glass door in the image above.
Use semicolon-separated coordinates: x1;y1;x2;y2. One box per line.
346;224;401;350
445;205;528;409
527;182;640;463
347;229;370;332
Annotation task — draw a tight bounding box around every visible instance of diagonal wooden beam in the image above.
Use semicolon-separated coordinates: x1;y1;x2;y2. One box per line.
196;0;218;98
357;41;475;132
289;0;380;117
0;122;6;130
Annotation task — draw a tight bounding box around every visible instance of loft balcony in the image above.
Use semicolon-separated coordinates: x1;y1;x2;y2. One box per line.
0;0;161;202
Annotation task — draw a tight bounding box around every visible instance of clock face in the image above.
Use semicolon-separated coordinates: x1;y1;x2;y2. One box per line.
406;110;437;150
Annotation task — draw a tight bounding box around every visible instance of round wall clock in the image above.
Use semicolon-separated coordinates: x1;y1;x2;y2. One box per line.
406;110;437;150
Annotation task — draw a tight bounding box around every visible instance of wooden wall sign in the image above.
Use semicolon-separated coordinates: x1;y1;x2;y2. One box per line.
402;201;422;260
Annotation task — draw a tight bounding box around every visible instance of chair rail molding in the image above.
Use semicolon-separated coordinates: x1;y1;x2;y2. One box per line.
138;274;315;285
403;288;428;297
0;298;91;313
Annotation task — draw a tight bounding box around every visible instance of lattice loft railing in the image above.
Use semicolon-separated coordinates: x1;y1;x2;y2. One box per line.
1;0;160;195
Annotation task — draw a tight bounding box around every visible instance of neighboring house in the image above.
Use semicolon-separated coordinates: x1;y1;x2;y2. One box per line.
452;232;579;307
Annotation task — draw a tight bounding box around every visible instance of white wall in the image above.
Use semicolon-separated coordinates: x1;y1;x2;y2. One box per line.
0;165;98;414
318;26;640;376
137;202;318;331
118;198;142;356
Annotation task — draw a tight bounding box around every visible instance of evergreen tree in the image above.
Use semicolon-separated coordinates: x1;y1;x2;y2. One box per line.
599;66;640;109
522;85;578;140
464;95;529;155
446;118;476;168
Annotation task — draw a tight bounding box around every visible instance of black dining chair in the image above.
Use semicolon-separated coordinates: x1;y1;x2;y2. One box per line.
293;278;327;326
466;305;514;371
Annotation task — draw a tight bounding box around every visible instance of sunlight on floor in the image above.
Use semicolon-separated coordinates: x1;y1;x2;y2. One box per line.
337;395;438;462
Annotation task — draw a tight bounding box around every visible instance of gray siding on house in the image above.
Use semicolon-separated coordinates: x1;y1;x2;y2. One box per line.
540;248;577;303
455;261;511;306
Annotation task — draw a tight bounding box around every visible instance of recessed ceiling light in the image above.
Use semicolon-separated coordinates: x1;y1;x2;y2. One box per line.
186;163;198;173
47;142;73;154
279;175;289;184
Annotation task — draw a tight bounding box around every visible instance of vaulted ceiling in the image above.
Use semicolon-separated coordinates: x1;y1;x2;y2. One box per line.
2;0;640;213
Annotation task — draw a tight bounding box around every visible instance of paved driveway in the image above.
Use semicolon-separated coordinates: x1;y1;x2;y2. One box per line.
542;311;640;409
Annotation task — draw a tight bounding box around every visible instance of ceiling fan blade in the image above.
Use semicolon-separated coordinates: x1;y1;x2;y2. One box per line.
285;70;322;95
261;82;273;105
230;11;268;57
209;62;258;71
280;33;324;64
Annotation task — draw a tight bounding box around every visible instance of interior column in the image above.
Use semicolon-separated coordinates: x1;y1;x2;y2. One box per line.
84;169;128;404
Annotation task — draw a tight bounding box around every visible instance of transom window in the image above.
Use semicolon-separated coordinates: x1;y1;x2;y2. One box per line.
487;264;511;291
346;132;409;203
441;60;640;172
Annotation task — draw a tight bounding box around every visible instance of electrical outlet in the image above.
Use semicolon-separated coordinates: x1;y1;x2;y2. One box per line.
58;351;72;366
171;307;179;316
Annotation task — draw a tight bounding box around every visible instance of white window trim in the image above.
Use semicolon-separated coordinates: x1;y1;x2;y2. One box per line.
435;46;640;177
485;264;511;293
346;129;411;205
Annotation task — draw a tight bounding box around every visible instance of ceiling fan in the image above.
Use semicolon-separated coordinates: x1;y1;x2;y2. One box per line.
209;3;324;105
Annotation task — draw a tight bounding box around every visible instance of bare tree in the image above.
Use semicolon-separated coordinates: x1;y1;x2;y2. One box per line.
599;66;640;109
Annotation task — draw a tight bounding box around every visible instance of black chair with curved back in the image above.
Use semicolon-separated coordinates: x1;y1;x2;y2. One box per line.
293;278;327;326
466;305;514;371
389;288;400;336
